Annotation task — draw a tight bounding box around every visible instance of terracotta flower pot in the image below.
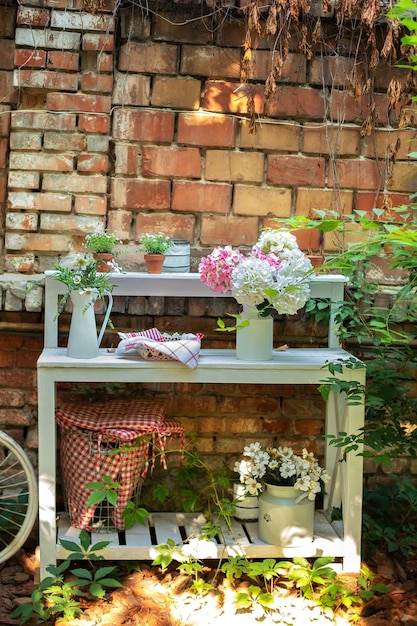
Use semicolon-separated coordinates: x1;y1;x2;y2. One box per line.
93;253;115;273
144;254;166;274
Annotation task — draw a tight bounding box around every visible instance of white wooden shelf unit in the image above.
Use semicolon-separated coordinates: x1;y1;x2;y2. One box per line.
37;272;365;579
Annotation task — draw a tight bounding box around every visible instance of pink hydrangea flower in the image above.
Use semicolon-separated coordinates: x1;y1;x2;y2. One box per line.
199;246;243;294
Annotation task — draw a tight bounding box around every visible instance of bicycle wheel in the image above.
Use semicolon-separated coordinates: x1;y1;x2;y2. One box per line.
0;431;38;563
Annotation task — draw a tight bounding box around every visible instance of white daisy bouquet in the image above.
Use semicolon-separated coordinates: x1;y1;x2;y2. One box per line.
199;229;313;317
52;254;115;317
234;442;331;500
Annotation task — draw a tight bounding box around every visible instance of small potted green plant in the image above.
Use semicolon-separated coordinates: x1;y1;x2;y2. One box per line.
140;232;173;274
85;231;122;272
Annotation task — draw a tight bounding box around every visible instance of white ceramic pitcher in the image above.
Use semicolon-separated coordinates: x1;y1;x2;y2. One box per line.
67;289;113;359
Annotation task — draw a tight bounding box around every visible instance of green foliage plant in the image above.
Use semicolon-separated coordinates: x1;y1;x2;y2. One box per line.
10;530;121;624
140;232;173;254
288;211;417;464
362;475;417;558
85;230;121;254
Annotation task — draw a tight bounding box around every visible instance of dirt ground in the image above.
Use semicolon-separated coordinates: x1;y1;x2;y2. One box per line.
1;549;417;626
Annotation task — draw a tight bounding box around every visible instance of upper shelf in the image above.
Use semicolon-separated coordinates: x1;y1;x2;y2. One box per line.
43;272;348;350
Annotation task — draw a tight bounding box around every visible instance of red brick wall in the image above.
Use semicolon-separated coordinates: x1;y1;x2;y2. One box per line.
0;1;416;483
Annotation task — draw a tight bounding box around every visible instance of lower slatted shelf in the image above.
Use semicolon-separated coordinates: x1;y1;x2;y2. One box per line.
56;511;348;562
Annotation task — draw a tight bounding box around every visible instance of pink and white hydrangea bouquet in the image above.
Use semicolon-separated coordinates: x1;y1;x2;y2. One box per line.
234;442;331;500
199;229;313;316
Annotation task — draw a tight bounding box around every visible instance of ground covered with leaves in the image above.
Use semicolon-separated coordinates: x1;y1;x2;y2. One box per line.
2;548;417;626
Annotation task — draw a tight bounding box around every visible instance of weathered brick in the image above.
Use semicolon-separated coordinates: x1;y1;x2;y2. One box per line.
8;191;72;212
0;106;11;136
9;152;73;172
80;72;113;93
9;131;42;152
205;151;264;183
248;51;307;83
0;350;14;368
331;91;388;124
200;214;259;246
77;153;109;173
113;109;175;142
310;55;355;88
5;232;70;253
111;179;170;210
4;254;35;273
293;419;324;435
172;181;232;213
267;86;325;119
17;6;50;27
373;63;408;91
154;10;213;41
40;213;104;233
107;209;131;239
0;389;25;407
0;137;8;167
0;171;6;202
114;144;139;176
14;68;78;91
302;123;361;156
197;417;227;433
355;192;411;216
15;27;81;51
8;171;40;189
15;48;46;68
230;417;263;434
177;113;237;147
328;158;384;190
142;146;201;178
0;70;18;103
43;132;86;151
151;77;201;110
267;155;326;187
96;52;113;72
233;185;291;217
50;10;114;31
86;135;108;152
6;212;38;231
135;212;195;242
78;114;110;133
364;129;417;160
203;81;265;115
119;41;178;74
0;40;15;70
82;33;114;51
181;45;241;79
74;195;107;215
112;73;150;106
11;111;77;131
47;92;111;113
0;409;32;426
0;6;16;38
240;120;300;151
295;188;353;217
47;51;79;70
42;172;107;194
263;418;291;434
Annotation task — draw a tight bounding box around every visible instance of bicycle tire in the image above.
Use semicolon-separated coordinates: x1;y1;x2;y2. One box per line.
0;431;38;563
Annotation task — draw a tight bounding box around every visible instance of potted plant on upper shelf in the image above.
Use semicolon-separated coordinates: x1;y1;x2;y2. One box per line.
85;230;122;272
140;232;174;274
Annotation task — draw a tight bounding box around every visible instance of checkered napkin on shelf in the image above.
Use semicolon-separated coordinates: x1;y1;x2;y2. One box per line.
117;328;204;369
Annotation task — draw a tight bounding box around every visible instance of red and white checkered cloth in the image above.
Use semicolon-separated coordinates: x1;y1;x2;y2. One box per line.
60;429;149;530
117;328;204;369
56;398;167;439
56;399;185;530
